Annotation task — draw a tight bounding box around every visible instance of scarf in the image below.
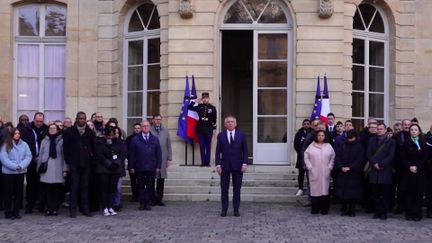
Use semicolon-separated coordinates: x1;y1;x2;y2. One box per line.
48;133;59;159
411;136;421;150
77;124;86;136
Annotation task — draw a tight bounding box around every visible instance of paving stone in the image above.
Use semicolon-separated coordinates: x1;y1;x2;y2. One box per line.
0;202;432;242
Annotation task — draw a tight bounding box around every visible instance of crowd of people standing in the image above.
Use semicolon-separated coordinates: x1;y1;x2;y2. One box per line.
294;113;432;221
0;112;172;219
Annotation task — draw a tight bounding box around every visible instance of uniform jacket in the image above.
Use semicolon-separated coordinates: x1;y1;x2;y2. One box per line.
151;125;172;178
334;140;364;200
367;135;396;185
188;101;217;134
0;139;32;174
304;142;335;197
62;124;96;168
37;135;68;184
128;133;162;172
215;130;248;172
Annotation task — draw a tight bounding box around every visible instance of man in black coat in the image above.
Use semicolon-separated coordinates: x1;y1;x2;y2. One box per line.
293;119;311;196
367;122;396;220
16;114;39;213
126;122;142;202
391;119;411;214
188;92;217;167
62;112;96;218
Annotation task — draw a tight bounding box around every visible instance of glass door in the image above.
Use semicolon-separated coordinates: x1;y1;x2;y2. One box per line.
253;31;289;164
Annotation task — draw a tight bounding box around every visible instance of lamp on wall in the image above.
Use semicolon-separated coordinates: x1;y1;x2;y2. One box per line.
318;0;334;19
179;0;193;19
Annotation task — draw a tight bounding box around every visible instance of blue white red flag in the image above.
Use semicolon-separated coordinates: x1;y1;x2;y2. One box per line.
186;75;199;143
310;76;322;121
320;75;331;124
177;75;192;143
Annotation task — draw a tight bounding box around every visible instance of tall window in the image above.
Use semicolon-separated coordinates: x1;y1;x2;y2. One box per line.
14;4;67;121
124;3;160;133
352;3;388;129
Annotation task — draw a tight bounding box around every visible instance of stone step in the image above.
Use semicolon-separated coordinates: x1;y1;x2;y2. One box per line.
162;193;302;203
121;185;298;194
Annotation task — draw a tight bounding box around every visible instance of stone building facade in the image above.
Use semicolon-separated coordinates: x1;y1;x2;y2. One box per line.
0;0;431;165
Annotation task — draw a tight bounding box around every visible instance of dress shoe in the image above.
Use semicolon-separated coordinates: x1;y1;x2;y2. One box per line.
82;212;93;217
139;204;145;211
70;212;77;218
372;213;380;219
5;213;12;219
156;201;165;206
234;211;240;217
426;212;432;218
413;217;421;222
24;208;33;214
45;211;51;217
320;211;328;215
220;211;227;217
52;211;58;216
393;207;403;214
143;206;152;211
380;214;387;220
14;214;21;219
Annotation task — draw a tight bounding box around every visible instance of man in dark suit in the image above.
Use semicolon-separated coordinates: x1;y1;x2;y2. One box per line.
188;92;217;166
215;115;248;217
128;120;162;211
63;112;96;218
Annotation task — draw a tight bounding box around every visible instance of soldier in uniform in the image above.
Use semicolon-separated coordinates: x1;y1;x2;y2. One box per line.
188;92;217;167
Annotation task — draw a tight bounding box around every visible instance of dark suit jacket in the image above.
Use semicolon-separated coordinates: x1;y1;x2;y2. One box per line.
128;133;162;173
367;135;396;185
215;130;248;171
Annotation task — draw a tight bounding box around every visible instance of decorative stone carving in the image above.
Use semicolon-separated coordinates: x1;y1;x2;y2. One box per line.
318;0;334;19
179;0;193;19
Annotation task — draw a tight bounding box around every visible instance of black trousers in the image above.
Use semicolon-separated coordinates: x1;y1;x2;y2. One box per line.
426;168;432;214
298;167;306;190
0;171;4;209
153;178;165;203
311;195;330;214
25;160;40;210
3;174;24;216
69;166;90;214
137;171;155;206
220;170;243;212
371;184;389;216
129;170;138;201
88;169;100;212
99;174;119;209
42;183;62;212
405;191;423;219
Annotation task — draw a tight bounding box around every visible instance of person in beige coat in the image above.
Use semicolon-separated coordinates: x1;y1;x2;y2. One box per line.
304;130;335;215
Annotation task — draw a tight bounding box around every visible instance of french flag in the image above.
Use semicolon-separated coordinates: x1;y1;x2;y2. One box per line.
320;75;331;125
186;75;199;143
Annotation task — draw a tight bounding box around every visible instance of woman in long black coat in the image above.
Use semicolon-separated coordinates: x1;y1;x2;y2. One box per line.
334;130;364;217
400;124;428;221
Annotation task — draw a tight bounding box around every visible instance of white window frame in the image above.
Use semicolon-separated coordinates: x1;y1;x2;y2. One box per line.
122;3;161;133
352;4;389;125
13;3;67;124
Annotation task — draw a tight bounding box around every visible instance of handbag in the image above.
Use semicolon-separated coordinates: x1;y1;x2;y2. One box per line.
38;161;48;174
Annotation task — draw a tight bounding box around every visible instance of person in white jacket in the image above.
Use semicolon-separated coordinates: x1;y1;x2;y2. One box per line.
304;130;335;215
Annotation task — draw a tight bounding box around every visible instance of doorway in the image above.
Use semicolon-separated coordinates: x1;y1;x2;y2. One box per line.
221;30;253;161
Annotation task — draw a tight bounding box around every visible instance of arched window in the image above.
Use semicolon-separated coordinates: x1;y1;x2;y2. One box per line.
124;2;160;132
14;4;67;121
223;0;288;24
352;3;388;129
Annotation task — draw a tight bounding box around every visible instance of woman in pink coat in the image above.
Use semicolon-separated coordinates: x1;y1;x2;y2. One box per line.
304;130;335;214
